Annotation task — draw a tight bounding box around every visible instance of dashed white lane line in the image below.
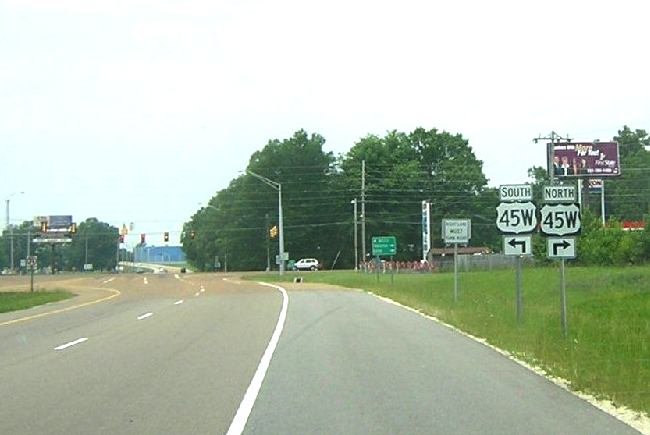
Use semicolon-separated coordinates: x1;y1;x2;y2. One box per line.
174;300;184;305
137;312;154;320
54;337;88;351
200;287;205;293
144;277;148;285
102;277;115;284
194;292;200;297
174;274;180;279
226;282;289;435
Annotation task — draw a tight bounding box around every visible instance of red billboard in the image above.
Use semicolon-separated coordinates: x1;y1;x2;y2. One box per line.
548;142;620;177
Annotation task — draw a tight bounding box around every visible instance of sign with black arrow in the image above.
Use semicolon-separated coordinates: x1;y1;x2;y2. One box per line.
547;237;576;259
503;235;532;256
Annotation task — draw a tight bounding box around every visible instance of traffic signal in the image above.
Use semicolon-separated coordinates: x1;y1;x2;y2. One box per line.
190;230;196;240
119;234;125;243
70;223;77;234
141;233;146;244
164;232;169;242
269;225;278;239
40;221;48;233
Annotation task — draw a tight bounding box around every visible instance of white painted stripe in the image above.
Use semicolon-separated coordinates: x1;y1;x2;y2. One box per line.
226;282;289;435
200;288;205;293
174;300;184;305
174;274;180;279
194;292;200;297
144;277;148;285
137;312;153;320
102;277;115;284
54;337;88;350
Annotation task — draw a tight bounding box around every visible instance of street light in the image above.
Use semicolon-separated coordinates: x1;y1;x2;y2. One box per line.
246;171;286;274
4;191;25;273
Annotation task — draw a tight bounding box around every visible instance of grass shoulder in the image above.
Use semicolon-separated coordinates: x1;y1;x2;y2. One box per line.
0;290;75;314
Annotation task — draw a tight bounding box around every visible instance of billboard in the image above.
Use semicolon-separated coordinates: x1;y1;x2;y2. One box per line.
421;201;431;261
48;215;73;229
548;142;620;177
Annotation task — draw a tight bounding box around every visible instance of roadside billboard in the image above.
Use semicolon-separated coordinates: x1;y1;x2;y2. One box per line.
547;142;620;177
48;215;73;229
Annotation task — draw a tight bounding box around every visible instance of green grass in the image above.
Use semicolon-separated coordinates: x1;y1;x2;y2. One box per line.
248;266;650;415
0;290;75;314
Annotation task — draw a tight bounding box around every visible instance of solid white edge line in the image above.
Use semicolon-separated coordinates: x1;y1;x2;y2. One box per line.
174;300;184;305
137;312;154;320
226;282;289;435
54;337;88;350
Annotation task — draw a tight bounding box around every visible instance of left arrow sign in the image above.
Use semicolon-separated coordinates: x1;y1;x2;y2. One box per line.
503;235;532;256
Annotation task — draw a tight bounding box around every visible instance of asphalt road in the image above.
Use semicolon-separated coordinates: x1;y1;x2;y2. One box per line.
0;273;641;434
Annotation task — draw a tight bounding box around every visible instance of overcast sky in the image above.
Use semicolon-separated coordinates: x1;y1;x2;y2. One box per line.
2;0;649;247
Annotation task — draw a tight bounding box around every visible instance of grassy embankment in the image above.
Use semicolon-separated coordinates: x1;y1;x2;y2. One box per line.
0;291;74;314
251;266;650;415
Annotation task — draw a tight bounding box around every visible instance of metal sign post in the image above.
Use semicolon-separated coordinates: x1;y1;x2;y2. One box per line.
497;184;535;323
442;219;471;303
542;184;580;338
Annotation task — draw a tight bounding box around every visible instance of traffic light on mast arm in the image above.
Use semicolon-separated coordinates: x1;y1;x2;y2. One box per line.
70;223;77;234
141;233;146;244
119;234;125;243
40;221;48;233
269;225;278;239
164;232;169;242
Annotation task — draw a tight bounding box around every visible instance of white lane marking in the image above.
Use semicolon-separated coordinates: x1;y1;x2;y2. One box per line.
200;288;205;293
137;312;154;320
102;277;115;284
144;277;148;285
54;337;88;350
194;292;200;297
226;282;289;435
174;299;184;305
174;274;180;279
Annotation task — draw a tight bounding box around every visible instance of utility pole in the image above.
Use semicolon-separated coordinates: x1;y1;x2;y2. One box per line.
351;198;358;270
4;191;24;273
533;131;572;185
361;160;366;266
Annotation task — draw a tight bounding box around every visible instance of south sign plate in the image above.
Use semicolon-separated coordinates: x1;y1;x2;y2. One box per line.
540;204;581;236
496;202;537;234
499;184;533;202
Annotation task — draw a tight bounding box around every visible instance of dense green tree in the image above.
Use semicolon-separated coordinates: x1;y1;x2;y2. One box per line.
67;218;120;271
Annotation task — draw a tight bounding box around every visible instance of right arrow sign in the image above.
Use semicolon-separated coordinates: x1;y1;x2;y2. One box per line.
503;235;533;256
547;237;576;259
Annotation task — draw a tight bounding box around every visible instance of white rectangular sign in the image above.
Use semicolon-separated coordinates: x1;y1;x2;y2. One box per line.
543;185;576;203
499;184;533;202
442;219;471;244
547;237;576;259
503;235;533;256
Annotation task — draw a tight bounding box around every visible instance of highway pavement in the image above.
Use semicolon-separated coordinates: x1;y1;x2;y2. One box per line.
0;273;642;434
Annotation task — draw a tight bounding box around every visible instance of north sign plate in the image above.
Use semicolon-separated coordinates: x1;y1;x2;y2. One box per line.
543;185;576;203
496;202;537;234
540;204;581;236
372;236;397;256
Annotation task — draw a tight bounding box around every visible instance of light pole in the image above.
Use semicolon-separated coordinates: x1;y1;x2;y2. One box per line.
351;199;358;270
246;171;286;274
5;191;25;273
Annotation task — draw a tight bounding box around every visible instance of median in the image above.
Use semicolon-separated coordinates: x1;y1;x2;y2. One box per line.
0;290;75;314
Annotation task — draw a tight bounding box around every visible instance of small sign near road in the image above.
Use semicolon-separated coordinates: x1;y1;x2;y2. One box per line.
496;202;537;234
547;237;576;259
442;219;471;244
503;235;533;256
540;204;581;236
499;184;533;202
372;236;397;256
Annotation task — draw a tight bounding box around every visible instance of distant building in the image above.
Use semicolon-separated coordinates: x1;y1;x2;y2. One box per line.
134;245;186;263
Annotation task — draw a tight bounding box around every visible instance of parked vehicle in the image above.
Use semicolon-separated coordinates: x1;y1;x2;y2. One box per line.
293;258;322;271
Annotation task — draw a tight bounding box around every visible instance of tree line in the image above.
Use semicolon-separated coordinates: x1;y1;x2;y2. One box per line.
183;125;650;271
0;218;123;273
